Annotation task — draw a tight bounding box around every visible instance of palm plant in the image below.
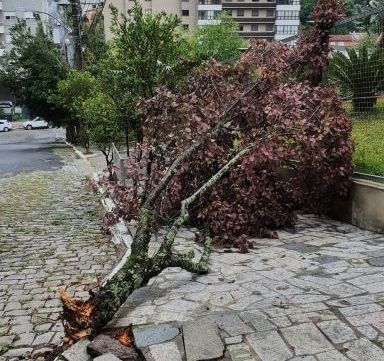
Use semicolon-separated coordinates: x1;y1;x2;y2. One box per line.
329;45;384;112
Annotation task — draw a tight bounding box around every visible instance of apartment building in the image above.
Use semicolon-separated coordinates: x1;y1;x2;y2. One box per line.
104;0;300;42
104;0;198;40
274;0;300;41
0;0;71;56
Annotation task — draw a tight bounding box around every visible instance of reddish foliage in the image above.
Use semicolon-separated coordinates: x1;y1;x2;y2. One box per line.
104;0;353;251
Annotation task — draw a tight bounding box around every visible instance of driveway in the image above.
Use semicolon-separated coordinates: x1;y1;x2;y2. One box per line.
0;128;66;178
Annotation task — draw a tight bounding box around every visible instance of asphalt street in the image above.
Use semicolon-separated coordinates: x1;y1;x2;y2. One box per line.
0;126;67;178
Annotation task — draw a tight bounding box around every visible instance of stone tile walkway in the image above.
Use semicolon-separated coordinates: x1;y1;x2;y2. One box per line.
109;214;384;361
0;149;117;359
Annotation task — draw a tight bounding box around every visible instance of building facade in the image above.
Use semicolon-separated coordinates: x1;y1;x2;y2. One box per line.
104;0;198;40
274;0;300;42
104;0;300;42
0;0;71;56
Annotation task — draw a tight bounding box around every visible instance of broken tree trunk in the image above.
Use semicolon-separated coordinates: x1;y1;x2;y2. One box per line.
61;142;257;342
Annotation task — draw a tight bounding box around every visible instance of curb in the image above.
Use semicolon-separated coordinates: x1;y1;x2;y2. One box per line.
56;145;134;361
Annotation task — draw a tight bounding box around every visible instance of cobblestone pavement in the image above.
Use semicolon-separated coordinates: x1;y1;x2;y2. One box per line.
110;215;384;361
0;148;117;359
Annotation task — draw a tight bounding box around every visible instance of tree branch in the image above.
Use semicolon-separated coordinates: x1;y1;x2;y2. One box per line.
143;82;264;209
169;233;212;274
149;142;256;271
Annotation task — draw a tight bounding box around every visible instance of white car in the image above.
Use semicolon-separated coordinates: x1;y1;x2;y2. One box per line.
23;117;49;130
0;119;12;132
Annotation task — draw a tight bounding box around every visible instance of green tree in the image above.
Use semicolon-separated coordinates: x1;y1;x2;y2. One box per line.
183;15;247;64
54;70;98;147
82;8;108;72
82;91;123;177
0;19;68;124
329;45;384;111
106;1;186;145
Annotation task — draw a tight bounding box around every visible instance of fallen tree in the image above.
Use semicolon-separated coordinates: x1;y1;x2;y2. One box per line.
61;0;354;341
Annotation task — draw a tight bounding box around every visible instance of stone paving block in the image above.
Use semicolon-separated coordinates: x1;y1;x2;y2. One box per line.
290;357;316;361
316;320;357;344
246;331;293;361
316;350;350;360
347;311;384;326
183;320;224;361
225;336;242;345
32;331;54;345
61;339;92;361
133;324;180;348
240;311;276;332
3;347;33;358
213;313;254;336
227;343;256;361
13;332;36;347
149;342;183;361
339;303;383;317
345;338;384;361
280;323;333;356
94;353;123;361
357;325;378;340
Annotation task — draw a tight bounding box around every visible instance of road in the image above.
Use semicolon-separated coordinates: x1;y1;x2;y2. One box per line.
0;127;117;359
0;127;67;178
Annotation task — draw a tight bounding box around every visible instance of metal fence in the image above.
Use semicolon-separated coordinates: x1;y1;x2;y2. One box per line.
280;5;384;176
112;143;127;186
327;7;384;176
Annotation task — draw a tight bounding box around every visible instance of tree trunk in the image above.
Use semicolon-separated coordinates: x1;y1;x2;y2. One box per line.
61;142;257;342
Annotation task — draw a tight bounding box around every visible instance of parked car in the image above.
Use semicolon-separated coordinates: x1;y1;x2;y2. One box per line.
23;117;49;130
0;119;13;132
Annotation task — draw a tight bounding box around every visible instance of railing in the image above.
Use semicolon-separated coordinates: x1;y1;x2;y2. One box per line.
198;0;221;4
277;0;300;4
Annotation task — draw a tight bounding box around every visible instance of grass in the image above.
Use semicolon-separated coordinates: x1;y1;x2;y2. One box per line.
349;97;384;176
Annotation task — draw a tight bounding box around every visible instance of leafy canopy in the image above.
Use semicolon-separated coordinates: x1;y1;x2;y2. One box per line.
0;19;68;123
183;14;247;64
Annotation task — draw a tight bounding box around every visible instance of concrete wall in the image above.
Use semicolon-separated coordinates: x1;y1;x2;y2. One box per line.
330;176;384;233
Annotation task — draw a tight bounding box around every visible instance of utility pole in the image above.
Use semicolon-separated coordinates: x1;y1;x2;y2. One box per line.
70;0;83;70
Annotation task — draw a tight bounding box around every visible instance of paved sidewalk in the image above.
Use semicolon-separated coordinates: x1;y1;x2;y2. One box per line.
0;149;117;359
109;215;384;361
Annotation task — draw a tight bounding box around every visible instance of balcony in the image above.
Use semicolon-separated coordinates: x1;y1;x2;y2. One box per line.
277;0;300;4
222;2;276;9
240;31;275;39
233;17;276;23
199;0;221;4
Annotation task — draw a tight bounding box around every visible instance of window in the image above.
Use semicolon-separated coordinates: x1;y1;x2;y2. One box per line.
183;24;189;29
266;24;274;31
237;9;244;16
266;10;274;17
251;24;258;31
4;12;16;20
276;11;299;19
238;25;244;31
275;25;299;34
198;10;221;19
182;10;189;16
252;9;259;16
24;12;35;20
